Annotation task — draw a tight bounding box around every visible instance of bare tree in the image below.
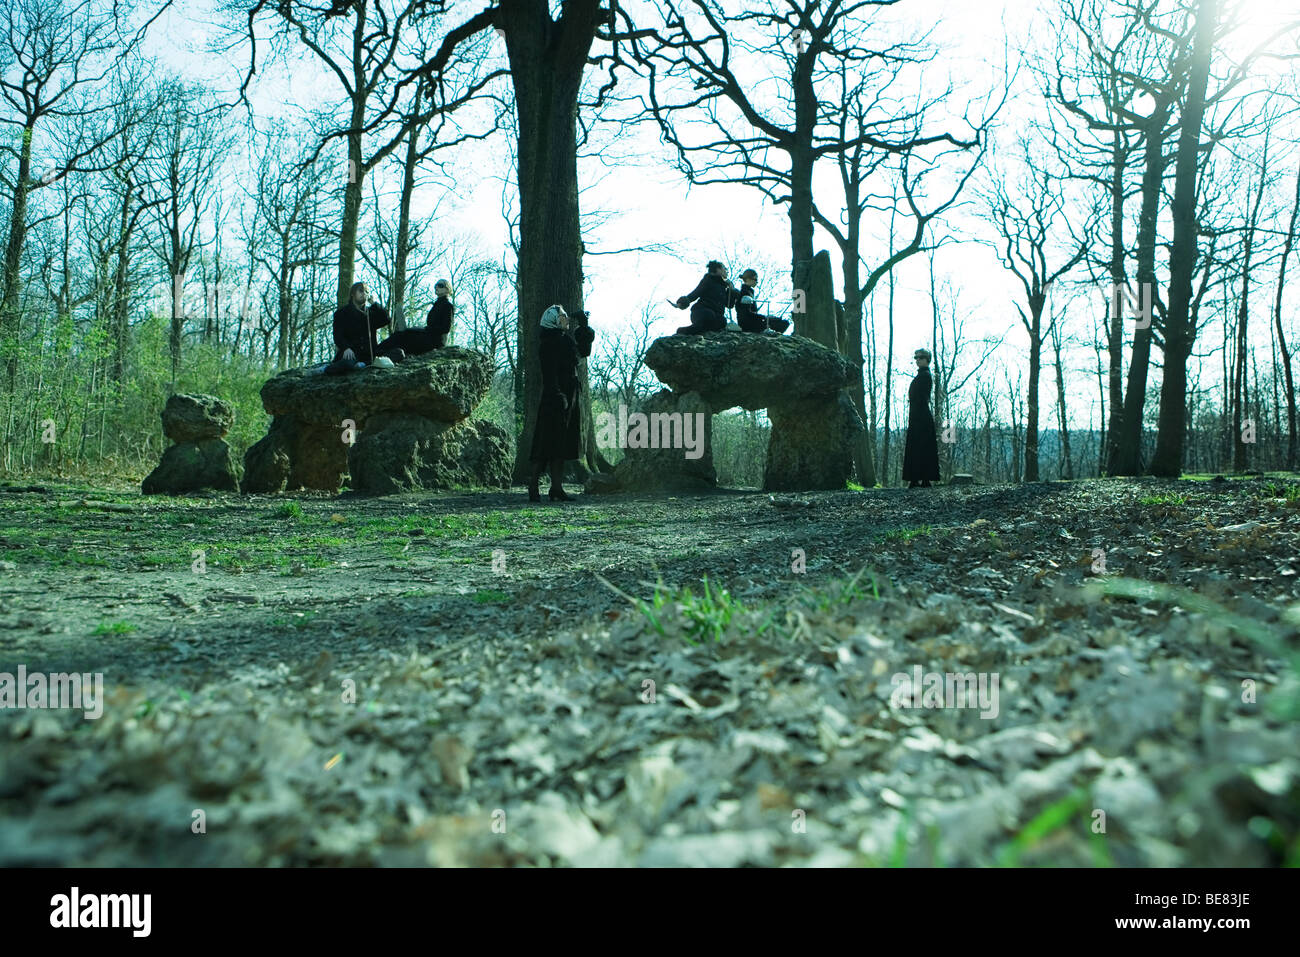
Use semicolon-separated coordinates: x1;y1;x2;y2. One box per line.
242;121;332;368
0;0;171;381
141;80;229;388
983;140;1089;482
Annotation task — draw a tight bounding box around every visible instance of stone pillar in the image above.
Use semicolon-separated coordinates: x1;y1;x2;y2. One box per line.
764;392;862;491
791;250;839;351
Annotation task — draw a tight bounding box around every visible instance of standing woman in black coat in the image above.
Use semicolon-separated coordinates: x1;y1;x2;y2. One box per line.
527;305;595;502
901;348;941;488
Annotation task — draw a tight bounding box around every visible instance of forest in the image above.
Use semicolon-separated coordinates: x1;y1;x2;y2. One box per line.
0;0;1298;875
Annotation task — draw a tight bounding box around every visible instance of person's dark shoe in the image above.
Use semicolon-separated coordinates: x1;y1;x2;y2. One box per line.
527;480;541;503
548;487;573;502
389;348;406;362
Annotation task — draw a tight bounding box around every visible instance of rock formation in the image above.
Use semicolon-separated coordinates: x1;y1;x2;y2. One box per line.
588;331;862;492
242;348;511;494
142;394;240;495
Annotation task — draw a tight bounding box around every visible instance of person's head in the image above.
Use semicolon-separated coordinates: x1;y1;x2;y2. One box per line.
740;269;758;286
540;304;569;330
434;279;451;299
707;260;727;280
914;348;931;369
350;282;370;308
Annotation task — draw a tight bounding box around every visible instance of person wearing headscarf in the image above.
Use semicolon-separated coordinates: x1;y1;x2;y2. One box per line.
670;260;738;335
527;304;595;502
902;348;941;488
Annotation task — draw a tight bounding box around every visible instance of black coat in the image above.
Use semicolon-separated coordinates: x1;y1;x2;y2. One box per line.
529;323;594;463
680;273;738;327
736;282;765;332
332;302;391;363
902;367;940;482
426;298;453;348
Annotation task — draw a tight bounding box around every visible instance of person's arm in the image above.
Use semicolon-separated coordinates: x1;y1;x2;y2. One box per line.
369;303;391;330
675;275;708;309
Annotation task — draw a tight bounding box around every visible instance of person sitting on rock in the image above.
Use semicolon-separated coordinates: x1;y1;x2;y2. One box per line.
426;279;454;348
527;305;595;503
735;269;791;334
328;281;405;374
669;260;738;335
375;278;455;357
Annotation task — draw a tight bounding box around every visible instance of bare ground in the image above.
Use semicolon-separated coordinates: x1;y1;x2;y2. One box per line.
0;475;1297;866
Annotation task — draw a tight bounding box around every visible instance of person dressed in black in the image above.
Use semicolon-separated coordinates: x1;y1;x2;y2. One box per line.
734;269;791;334
527;304;595;502
425;279;453;348
901;348;941;488
670;260;738;335
375;278;454;357
327;281;404;373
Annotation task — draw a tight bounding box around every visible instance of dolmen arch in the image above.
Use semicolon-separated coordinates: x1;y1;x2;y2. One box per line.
591;331;863;493
241;348;513;495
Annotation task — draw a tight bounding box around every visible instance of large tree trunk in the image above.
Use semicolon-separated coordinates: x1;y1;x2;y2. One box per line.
1025;302;1042;482
336;113;365;309
789;57;816;274
110;179;134;384
839;233;875;485
881;268;896;483
1104;127;1127;470
1230;148;1268;471
277;254;292;369
1274;155;1300;470
1109;103;1170;476
1054;329;1073;479
1;125;34;385
1150;0;1217;478
391;80;424;332
504;0;603;482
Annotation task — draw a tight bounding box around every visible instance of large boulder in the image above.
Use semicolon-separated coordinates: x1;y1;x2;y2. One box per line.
241;416;347;493
347;413;512;495
142;393;240;495
244;349;506;494
261;347;492;427
161;393;234;442
644;330;850;410
142;439;239;495
592;390;716;492
636;331;861;492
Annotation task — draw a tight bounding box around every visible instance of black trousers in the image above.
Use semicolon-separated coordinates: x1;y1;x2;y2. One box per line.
378;327;442;355
677;305;725;335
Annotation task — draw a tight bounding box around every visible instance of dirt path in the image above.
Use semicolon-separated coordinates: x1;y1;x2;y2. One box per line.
1;477;1297;865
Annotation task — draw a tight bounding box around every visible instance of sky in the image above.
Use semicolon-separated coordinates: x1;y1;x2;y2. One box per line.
142;0;1300;435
